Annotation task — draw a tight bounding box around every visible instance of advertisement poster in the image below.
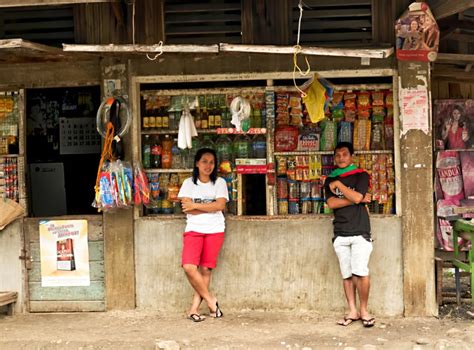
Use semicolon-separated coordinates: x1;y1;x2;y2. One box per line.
433;100;474;151
400;88;429;134
396;2;439;62
39;220;90;287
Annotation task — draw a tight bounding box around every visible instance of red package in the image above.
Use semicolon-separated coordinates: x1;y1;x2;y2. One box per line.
275;126;299;152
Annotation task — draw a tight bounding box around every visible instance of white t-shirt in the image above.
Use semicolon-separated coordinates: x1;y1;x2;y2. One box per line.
178;177;229;234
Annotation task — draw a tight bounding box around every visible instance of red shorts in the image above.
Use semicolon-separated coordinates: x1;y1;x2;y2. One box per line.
182;231;225;268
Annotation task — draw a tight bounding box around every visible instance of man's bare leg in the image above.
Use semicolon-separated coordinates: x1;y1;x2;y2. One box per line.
338;277;360;325
353;275;374;326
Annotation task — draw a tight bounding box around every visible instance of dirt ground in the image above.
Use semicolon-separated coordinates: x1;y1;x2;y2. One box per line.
1;306;474;350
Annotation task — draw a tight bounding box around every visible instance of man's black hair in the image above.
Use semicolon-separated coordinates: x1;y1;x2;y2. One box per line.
334;142;354;155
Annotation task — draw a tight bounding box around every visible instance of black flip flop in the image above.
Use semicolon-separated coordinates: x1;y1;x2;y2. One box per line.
337;317;360;326
187;313;205;322
362;318;375;327
209;301;223;318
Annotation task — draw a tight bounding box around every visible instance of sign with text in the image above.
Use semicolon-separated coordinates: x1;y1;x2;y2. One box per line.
39;220;90;287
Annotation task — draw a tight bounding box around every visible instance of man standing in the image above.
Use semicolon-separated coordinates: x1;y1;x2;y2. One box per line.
324;142;375;327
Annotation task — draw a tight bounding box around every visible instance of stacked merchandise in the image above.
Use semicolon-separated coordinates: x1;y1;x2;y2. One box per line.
0;157;18;201
0;93;19;155
353;154;395;214
141;90;267;216
275;155;333;215
274;90;394;152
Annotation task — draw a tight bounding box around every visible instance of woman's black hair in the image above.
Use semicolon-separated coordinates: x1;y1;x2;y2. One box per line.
192;148;218;185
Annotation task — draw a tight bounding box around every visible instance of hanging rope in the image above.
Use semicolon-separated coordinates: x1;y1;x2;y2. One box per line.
94;122;115;203
130;0;164;61
293;0;311;97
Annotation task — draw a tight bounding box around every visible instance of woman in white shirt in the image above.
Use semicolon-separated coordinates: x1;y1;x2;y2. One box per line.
178;148;229;322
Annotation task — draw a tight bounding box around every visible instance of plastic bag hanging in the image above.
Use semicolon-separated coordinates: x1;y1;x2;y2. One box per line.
230;96;251;132
177;101;198;150
300;74;334;124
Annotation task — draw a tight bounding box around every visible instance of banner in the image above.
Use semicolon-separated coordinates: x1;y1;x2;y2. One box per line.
39;220;90;287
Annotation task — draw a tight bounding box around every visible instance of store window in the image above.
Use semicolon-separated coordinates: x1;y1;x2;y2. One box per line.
138;77;397;217
26;86;101;217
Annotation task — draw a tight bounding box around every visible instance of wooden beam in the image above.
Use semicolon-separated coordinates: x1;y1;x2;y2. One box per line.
431;0;474;20
437;52;474;63
0;0;118;6
63;43;220;53
219;43;394;59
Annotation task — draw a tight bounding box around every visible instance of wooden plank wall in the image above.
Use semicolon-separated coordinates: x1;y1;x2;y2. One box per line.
431;78;474;100
25;216;105;312
0;6;75;47
73;3;128;44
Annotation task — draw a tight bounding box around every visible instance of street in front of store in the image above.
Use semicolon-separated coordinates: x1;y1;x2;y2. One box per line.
1;309;474;349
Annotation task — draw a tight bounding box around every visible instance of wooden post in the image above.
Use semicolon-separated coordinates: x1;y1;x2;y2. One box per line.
397;61;437;316
101;58;135;310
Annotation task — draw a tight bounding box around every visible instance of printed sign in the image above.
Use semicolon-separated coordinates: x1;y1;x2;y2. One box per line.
400;88;429;134
396;2;439;62
39;220;90;287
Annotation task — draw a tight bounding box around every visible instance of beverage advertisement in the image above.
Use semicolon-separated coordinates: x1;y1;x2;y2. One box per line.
39;219;90;287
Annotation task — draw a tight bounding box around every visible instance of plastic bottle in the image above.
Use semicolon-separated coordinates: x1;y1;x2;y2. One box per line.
234;134;250;159
201;134;215;150
171;139;181;168
151;135;162;168
253;107;262;129
201;107;209;129
142;135;152;168
161;134;173;169
216;134;233;164
251;134;266;158
194;107;202;129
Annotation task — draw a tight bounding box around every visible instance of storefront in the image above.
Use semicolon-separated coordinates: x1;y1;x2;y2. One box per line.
0;37;438;316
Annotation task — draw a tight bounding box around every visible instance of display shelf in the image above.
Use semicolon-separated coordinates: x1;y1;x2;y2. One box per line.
145;168;193;173
141;129;217;135
141;128;267;135
274;150;393;156
0;154;21;158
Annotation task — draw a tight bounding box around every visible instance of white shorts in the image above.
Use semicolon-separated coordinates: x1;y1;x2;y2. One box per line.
333;235;373;279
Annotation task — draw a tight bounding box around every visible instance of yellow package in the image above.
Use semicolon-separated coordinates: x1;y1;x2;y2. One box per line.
300;76;326;124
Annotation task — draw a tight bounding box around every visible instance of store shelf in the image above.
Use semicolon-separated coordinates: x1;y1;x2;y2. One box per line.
0;154;21;158
274;150;393;156
141;128;266;135
145;168;193;173
141;129;217;135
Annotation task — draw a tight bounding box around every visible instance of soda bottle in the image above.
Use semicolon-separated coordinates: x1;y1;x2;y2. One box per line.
201;134;215;150
171;139;181;168
234;134;250;159
161;134;173;169
194;107;202;129
151;135;162;168
201;107;209;129
253;107;262;129
142;135;152;168
216;134;232;164
252;134;266;158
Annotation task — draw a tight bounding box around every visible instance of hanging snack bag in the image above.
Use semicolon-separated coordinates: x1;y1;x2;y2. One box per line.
276;155;287;176
337;121;353;144
357;91;371;120
330;91;345;121
353;119;371;151
320;120;337;151
134;164;150;207
344;92;357;122
370;122;384;150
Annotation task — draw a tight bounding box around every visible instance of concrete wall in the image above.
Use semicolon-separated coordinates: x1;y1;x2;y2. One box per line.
135;215;403;316
0;221;24;313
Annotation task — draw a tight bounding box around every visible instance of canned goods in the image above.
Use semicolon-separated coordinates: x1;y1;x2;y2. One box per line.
288;200;299;215
278;200;288;215
277;177;288;199
288;180;298;200
301;200;311;214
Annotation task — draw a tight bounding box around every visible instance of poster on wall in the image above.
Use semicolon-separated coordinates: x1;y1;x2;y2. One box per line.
39;220;90;287
433;100;473;151
396;2;439;62
400;88;429;134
